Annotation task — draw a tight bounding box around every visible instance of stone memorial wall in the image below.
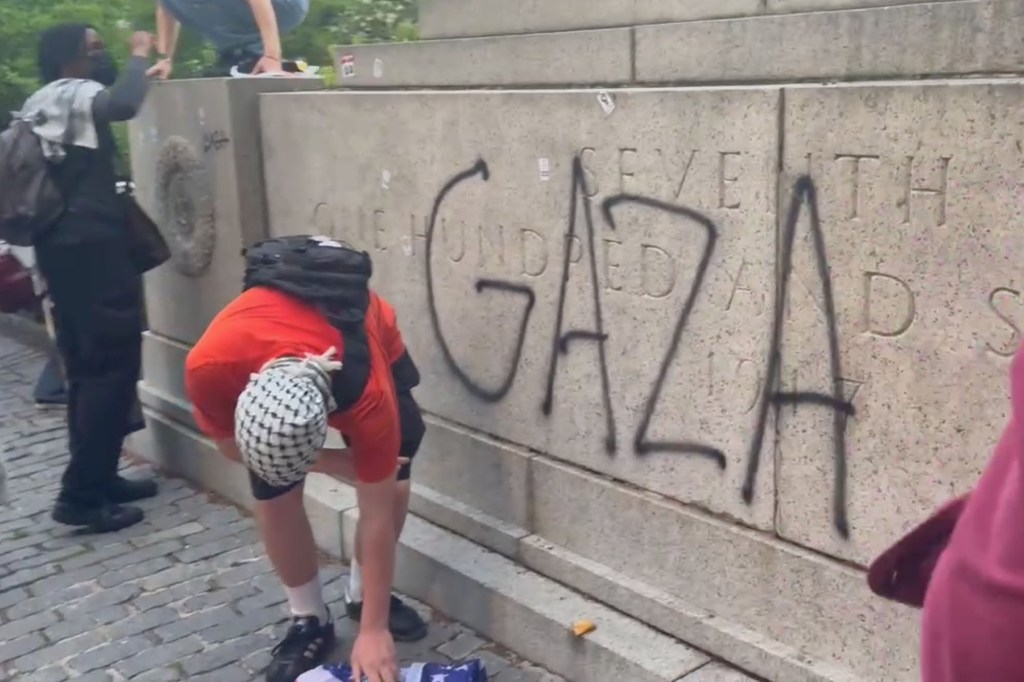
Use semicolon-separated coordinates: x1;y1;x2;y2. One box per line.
130;2;1024;680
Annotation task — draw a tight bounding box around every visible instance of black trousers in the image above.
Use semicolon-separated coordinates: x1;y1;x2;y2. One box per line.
36;237;144;505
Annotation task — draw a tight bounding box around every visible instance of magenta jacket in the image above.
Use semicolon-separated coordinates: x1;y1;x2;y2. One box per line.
872;347;1024;680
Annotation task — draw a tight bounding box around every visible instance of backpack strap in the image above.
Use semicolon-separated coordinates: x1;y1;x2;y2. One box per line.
330;319;372;412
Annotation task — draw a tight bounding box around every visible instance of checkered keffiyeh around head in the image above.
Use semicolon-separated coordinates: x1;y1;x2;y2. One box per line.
234;347;342;488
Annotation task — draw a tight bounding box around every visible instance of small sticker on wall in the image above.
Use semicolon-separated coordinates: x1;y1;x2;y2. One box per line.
198;107;206;126
401;236;413;256
597;90;616;116
373;58;384;79
382;169;391;190
538;158;550;182
340;54;356;79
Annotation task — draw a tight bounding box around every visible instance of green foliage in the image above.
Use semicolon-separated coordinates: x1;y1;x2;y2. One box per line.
284;0;417;68
0;0;417;124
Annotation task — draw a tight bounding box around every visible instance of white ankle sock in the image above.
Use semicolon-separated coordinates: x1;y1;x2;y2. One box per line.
284;576;328;623
347;560;363;603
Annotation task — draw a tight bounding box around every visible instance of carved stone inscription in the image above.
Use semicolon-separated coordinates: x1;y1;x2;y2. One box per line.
777;84;1023;566
300;102;781;530
273;87;1023;565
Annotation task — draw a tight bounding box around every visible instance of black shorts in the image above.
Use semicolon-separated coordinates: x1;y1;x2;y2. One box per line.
248;390;425;502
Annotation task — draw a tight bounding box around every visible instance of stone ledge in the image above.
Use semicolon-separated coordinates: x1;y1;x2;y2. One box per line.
354;1;1024;86
636;0;1024;83
766;0;958;12
417;0;762;39
340;509;712;681
409;483;528;559
138;382;196;431
519;537;861;682
127;404;868;681
131;406;254;510
134;367;897;680
127;410;720;682
331;29;632;87
417;0;966;40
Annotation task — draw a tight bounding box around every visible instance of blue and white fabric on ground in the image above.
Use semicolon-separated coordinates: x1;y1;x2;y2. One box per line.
297;659;487;682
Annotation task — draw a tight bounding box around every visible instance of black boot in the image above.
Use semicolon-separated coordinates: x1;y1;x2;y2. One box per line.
103;475;158;504
52;497;144;533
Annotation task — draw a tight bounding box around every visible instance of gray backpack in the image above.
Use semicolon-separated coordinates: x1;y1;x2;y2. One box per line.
0;118;64;247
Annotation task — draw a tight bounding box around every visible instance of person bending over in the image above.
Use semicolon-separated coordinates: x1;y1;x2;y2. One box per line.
185;236;428;682
147;0;309;78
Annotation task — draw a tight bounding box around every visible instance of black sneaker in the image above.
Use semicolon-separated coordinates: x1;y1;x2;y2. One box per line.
204;49;301;77
265;612;336;682
52;499;144;533
345;594;428;642
103;476;158;504
202;47;256;77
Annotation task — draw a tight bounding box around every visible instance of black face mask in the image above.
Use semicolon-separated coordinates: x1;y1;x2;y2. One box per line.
89;51;118;86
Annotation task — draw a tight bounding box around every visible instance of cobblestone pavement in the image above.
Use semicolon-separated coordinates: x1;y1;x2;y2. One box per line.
0;332;563;682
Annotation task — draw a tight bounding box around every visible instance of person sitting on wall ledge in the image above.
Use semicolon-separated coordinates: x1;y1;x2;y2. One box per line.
184;235;428;682
147;0;309;79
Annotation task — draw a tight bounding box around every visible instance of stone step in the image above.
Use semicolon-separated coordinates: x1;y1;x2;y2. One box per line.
127;408;756;682
417;0;961;39
130;379;875;682
635;0;1024;83
331;29;632;88
335;1;1024;87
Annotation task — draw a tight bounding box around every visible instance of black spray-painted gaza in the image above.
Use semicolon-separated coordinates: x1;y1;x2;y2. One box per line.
424;156;855;538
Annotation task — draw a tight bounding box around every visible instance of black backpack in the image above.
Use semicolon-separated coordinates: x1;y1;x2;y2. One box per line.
242;235;374;410
0;119;64;246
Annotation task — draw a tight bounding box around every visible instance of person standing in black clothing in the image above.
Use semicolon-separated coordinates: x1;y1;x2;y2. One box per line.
26;25;159;533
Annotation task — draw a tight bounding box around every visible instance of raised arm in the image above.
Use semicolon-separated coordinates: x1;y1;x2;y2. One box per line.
92;33;153;123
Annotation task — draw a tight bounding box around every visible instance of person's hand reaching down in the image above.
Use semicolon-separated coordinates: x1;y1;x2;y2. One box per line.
350;628;399;682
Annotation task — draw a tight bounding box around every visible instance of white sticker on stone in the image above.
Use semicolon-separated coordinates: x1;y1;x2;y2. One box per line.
597;90;616;116
401;236;413;256
373;58;384;79
538;158;550;182
198;107;206;126
340;54;356;79
382;169;391;190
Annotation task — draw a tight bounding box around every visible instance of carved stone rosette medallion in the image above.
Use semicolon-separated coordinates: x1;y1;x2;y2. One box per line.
155;136;217;277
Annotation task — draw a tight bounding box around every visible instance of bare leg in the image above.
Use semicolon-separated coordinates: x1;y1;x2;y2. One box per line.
253;482;318;587
252;480;335;682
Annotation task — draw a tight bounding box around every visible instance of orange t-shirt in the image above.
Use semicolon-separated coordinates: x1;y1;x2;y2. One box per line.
184;286;405;483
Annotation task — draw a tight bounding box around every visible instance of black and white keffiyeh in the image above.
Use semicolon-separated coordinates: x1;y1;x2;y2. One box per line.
234;347;342;487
